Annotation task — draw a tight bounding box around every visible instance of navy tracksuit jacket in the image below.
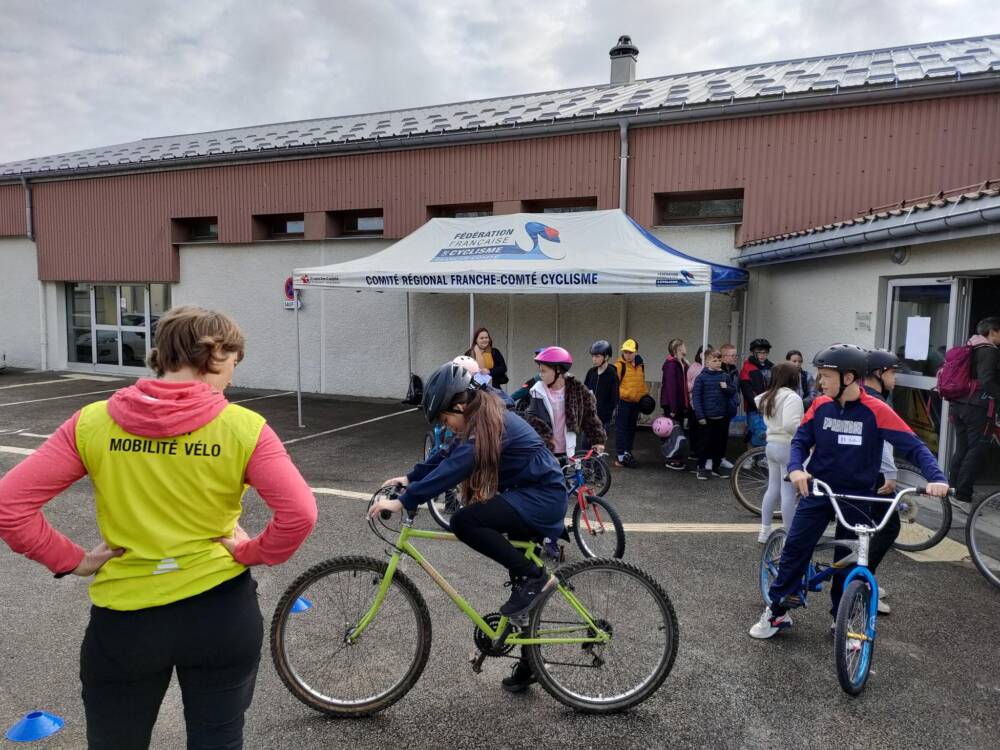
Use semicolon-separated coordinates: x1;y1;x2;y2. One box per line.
767;390;946;616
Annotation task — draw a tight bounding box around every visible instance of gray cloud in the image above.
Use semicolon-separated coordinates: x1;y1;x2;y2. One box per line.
0;0;996;164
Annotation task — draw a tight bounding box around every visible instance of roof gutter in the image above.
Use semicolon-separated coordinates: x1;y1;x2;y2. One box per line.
737;197;1000;267
4;74;1000;186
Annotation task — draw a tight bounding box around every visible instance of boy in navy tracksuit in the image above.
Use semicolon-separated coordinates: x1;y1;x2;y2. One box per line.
692;350;739;480
750;344;949;639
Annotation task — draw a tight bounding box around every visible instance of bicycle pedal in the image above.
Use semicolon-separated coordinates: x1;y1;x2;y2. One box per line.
468;650;487;674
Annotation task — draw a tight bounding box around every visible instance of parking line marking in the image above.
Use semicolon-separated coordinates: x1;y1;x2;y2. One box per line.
0;374;123;390
0;379;72;390
311;487;375;500
232;392;295;404
19;432;52;439
0;388;119;407
622;522;764;533
282;408;419;445
897;536;970;563
0;446;36;456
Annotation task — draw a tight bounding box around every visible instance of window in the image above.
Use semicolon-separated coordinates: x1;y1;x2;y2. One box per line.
327;209;384;237
254;213;305;239
523;197;597;213
429;203;493;219
171;216;218;243
655;190;743;225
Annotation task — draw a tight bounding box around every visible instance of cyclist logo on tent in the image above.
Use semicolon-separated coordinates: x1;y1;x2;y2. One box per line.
433;221;566;262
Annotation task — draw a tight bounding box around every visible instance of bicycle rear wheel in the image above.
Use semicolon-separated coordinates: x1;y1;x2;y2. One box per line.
833;578;875;696
759;528;786;606
892;461;953;552
271;556;432;717
525;559;678;713
966;491;1000;590
730;446;777;518
422;431;435;459
571;494;626;559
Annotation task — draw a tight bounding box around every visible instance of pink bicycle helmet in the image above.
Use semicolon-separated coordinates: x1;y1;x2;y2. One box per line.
534;346;573;368
652;416;674;438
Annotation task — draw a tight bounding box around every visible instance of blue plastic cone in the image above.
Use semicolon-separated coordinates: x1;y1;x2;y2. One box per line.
5;711;64;742
291;596;313;613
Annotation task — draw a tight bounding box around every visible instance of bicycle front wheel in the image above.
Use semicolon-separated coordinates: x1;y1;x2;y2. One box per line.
966;491;1000;590
582;455;612;497
525;559;678;713
271;556;432;717
571;494;626;559
730;446;777;518
833;578;875;696
426;488;462;531
759;528;786;606
892;462;953;552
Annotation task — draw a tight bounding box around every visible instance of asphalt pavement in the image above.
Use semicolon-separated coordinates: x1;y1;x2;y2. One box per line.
0;369;998;749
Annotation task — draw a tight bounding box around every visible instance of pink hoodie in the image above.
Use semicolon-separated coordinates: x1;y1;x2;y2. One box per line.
0;379;317;575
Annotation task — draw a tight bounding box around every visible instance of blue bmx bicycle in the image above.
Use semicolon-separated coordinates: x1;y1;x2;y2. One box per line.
758;479;930;695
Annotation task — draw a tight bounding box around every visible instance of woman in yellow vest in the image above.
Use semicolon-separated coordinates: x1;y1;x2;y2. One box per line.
614;338;649;467
0;306;318;750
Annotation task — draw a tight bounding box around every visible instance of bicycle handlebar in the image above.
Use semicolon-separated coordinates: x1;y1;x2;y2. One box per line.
809;478;951;536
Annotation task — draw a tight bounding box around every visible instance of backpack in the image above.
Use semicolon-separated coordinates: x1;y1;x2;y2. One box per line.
936;345;979;401
402;373;423;406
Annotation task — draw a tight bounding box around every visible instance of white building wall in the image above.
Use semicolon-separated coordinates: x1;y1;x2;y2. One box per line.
175;224;742;399
744;234;1000;363
0;237;41;369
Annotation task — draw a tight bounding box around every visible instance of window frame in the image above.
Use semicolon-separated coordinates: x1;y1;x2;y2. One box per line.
655;190;744;226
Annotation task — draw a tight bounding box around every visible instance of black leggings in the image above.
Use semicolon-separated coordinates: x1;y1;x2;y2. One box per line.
449;495;543;579
80;570;263;750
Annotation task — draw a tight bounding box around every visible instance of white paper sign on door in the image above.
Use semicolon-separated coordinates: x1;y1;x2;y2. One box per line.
904;316;931;360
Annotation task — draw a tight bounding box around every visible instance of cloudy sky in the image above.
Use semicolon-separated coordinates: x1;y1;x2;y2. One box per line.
1;0;997;165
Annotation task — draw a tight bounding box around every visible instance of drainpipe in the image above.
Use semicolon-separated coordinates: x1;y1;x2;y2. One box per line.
22;177;47;370
618;121;629;212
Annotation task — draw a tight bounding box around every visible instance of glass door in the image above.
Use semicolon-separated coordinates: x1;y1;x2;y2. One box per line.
883;278;957;464
86;285;151;372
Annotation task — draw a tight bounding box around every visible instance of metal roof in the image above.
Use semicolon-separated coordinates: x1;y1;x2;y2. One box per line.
737;180;1000;266
3;34;1000;180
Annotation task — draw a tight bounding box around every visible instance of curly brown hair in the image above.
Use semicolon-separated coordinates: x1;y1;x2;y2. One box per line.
146;305;244;377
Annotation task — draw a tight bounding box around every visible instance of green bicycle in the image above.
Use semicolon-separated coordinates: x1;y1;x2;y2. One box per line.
270;487;679;716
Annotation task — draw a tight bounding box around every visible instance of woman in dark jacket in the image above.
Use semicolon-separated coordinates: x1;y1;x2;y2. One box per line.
466;327;508;387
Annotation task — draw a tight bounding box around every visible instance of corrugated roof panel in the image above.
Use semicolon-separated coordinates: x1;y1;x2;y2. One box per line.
3;34;999;178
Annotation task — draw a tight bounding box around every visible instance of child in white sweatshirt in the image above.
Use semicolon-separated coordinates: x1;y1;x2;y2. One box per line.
753;363;805;542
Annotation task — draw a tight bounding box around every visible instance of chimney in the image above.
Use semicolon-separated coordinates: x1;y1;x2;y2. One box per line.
609;35;638;85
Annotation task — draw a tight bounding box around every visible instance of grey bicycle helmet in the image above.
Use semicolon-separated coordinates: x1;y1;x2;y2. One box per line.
865;348;901;375
421;363;476;423
589;340;613;356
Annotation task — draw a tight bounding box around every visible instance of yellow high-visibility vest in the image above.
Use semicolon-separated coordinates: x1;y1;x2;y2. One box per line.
75;401;265;611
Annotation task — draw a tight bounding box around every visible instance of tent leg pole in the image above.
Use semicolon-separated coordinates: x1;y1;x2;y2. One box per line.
469;293;474;344
555;294;560;345
702;291;711;355
405;292;412;375
295;289;304;428
619;295;627;346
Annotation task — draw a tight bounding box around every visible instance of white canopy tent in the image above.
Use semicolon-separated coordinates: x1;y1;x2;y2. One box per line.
290;209;747;424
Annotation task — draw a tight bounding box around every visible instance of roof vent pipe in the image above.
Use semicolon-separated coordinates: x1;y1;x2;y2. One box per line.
610;36;638;85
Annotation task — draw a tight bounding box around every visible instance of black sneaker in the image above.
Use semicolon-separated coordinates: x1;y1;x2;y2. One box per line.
501;659;537;693
623;452;637;468
500;570;556;616
711;468;731;478
696;468;710;481
664;460;685;472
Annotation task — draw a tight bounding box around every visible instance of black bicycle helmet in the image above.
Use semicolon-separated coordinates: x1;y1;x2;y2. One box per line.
865;348;900;375
421;363;476;423
749;338;772;352
589;339;613;356
813;344;869;399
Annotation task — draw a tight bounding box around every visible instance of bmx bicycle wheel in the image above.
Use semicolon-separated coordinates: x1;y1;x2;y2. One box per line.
582;455;612;497
966;490;1000;590
525;559;678;714
833;578;875;696
571;494;626;559
422;430;462;531
730;446;777;518
271;556;432;717
892;461;953;552
759;528;786;606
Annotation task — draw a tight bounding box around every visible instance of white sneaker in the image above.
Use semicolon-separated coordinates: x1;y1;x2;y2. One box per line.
879;584;889;598
720;458;734;469
877;596;891;615
749;607;793;639
757;527;772;544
